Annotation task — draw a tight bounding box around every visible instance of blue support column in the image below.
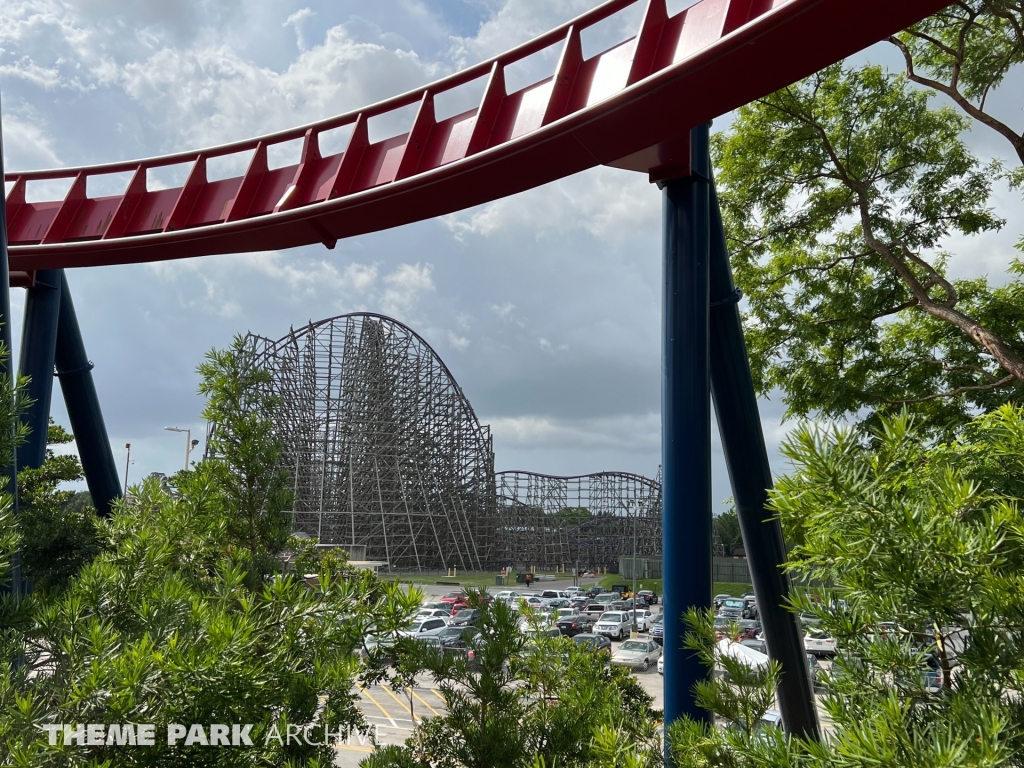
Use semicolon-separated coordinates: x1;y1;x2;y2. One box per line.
17;270;62;471
54;271;121;516
707;181;821;739
660;123;713;730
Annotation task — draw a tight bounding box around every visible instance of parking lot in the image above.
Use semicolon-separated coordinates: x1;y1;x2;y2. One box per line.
337;580;666;766
336;580;832;766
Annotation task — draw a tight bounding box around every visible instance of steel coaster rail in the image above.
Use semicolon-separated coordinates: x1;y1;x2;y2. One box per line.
3;0;950;273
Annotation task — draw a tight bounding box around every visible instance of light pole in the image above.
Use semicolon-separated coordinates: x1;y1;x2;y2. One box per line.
123;443;131;495
164;427;198;471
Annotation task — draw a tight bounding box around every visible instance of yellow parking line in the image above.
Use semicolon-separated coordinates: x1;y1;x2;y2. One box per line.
358;685;397;727
381;684;419;723
430;688;447;705
410;688;441;717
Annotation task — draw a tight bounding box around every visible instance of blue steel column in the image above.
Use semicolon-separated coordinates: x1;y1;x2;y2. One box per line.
54;271;121;516
707;180;820;739
17;270;62;471
660;122;713;729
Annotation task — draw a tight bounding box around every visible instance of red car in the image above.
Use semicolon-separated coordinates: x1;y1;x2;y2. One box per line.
440;591;466;605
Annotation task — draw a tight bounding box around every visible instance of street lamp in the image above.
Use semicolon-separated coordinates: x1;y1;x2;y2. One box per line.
164;427;199;471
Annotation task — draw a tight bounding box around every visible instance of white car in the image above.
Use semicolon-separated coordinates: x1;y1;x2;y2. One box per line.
804;629;837;656
539;589;570;606
629;609;654;632
495;590;521;602
399;617;448;639
417;609;452;620
520;596;545;609
594;611;632;640
611;639;662;672
657;655;664;675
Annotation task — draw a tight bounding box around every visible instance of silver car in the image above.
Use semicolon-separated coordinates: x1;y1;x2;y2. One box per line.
611;639;662;672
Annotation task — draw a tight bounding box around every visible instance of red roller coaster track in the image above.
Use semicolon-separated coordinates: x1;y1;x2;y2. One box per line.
4;0;948;280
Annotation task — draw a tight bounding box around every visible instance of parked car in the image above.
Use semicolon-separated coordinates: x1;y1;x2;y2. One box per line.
713;594;732;610
546;598;572;610
611;639;662;672
540;590;570;605
739;638;767;654
556;613;595;637
359;632;397;661
650;614;664;645
572;633;612;656
719;598;745;619
520;596;546;609
629;609;654;632
436;625;480;647
594;593;619;605
440;591;466;605
565;586;584;597
586;586;603;598
582;603;607;620
804;628;837;656
448;609;481;627
421;601;450;612
399;617;448;638
494;590;521;602
523;627;562;641
417;608;453;620
594;611;632;640
569;596;589;610
742;598;759;620
735;619;761;640
637;589;658;605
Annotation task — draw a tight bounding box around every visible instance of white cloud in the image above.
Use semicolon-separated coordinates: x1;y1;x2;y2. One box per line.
445;165;657;241
283;8;316;52
381;262;435;317
448;331;470;350
487;412;660;452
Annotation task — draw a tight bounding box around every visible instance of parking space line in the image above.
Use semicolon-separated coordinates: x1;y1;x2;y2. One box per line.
410;688;441;717
430;688;446;705
358;686;397;727
335;744;374;753
381;685;419;723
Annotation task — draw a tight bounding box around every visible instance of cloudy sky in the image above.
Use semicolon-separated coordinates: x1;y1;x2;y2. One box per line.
1;0;1020;507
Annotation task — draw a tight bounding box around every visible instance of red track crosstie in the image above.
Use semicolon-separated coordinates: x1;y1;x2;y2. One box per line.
4;0;948;280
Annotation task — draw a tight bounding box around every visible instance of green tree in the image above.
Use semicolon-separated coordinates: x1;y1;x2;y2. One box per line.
665;407;1024;767
712;510;743;555
888;1;1023;173
715;62;1024;433
198;335;292;579
18;421;104;593
365;596;661;768
0;340;421;766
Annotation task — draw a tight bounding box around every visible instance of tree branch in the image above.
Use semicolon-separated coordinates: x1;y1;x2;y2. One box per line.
887;35;1024;164
891;374;1016;404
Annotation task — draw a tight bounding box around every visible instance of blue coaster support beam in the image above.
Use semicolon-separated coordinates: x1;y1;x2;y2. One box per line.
707;180;820;739
17;270;62;471
54;271;121;516
660;122;713;730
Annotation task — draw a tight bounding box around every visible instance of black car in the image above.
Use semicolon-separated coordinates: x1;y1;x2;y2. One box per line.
436;626;480;647
586;586;603;598
555;613;595;637
637;589;658;605
573;633;612;654
448;609;480;627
